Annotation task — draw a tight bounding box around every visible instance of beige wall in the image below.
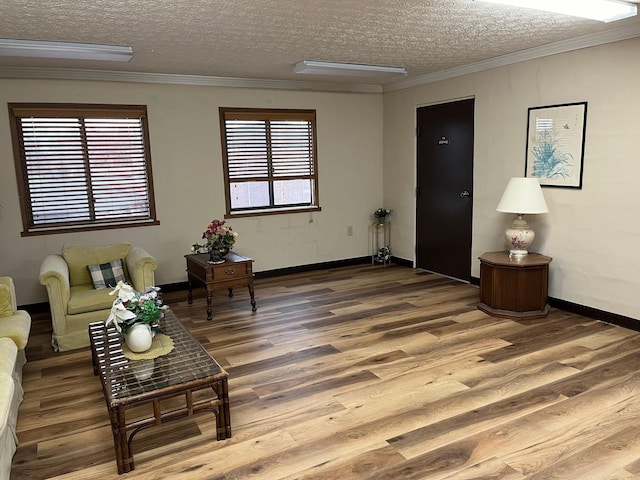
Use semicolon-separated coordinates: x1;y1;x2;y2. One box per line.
383;36;640;321
0;80;383;304
3;36;639;321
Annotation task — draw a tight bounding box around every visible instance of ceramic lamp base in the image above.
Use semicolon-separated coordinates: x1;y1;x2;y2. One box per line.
505;214;535;258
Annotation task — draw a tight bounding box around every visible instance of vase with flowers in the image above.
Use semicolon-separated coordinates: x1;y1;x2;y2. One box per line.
192;218;238;264
372;207;392;224
105;281;168;353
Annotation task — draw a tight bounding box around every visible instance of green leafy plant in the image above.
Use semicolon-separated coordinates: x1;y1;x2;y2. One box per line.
372;207;392;222
105;281;168;334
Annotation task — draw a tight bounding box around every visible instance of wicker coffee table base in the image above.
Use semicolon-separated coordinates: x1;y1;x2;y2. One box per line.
89;318;231;474
107;379;231;474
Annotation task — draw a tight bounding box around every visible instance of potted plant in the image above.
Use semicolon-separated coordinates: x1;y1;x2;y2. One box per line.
372;207;392;223
105;281;168;352
191;218;238;264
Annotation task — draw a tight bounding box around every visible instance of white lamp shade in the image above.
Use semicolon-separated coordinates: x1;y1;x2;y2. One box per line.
496;177;549;214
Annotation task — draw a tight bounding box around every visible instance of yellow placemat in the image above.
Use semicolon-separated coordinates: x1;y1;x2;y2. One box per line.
123;333;174;360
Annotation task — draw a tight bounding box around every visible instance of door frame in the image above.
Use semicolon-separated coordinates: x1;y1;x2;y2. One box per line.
413;96;475;280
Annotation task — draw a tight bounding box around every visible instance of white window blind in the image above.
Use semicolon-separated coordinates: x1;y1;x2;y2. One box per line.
9;104;158;234
220;108;319;214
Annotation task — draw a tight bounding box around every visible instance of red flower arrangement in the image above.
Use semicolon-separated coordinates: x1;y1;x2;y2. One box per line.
192;218;238;253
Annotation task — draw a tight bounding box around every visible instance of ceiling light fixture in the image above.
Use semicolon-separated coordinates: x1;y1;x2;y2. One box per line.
295;60;407;79
475;0;637;22
0;39;133;62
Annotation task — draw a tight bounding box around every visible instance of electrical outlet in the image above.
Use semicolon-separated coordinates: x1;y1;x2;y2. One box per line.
346;225;353;236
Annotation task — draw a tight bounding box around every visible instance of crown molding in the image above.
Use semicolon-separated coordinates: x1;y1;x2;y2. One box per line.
0;67;383;93
384;21;640;92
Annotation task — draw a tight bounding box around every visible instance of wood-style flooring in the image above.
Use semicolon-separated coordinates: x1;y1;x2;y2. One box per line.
11;263;640;479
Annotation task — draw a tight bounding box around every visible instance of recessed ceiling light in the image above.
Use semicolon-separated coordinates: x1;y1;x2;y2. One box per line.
475;0;637;22
295;60;407;79
0;39;133;62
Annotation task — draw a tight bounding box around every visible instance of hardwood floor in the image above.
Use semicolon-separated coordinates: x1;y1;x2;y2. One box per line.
11;263;640;479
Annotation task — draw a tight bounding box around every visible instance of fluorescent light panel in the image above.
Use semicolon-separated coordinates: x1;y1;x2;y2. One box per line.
295;60;407;79
0;39;133;62
475;0;637;22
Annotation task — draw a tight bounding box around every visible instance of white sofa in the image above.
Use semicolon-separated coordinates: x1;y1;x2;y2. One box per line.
0;277;31;480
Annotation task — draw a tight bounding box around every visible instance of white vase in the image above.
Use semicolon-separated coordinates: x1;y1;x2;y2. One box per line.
125;323;154;353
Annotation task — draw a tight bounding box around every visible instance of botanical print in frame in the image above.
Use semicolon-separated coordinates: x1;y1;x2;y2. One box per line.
524;102;587;189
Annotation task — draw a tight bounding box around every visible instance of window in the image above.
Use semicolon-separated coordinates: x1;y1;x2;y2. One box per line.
219;107;319;216
8;103;158;235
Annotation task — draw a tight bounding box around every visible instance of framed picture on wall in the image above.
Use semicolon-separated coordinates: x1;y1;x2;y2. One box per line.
524;101;587;189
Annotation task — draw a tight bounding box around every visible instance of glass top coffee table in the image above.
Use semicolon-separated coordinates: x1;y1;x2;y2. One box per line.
89;310;231;474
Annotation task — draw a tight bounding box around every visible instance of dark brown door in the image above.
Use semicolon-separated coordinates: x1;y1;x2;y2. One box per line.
416;98;474;281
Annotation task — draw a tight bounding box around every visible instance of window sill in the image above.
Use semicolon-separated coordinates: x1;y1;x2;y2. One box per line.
225;206;321;219
22;219;160;237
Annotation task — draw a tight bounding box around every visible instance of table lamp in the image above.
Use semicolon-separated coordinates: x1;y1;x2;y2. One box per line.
496;177;549;258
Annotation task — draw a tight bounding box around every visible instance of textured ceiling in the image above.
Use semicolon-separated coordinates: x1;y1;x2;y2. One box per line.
1;0;639;90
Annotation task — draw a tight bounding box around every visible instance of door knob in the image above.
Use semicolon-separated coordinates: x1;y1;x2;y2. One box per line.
460;190;471;197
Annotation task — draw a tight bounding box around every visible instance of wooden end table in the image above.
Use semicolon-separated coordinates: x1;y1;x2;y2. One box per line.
89;311;231;474
185;252;257;321
478;251;552;319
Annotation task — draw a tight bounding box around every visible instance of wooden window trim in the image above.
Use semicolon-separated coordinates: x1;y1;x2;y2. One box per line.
219;107;320;217
8;103;159;236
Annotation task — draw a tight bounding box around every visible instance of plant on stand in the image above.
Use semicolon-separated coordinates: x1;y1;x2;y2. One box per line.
371;208;392;263
192;218;238;264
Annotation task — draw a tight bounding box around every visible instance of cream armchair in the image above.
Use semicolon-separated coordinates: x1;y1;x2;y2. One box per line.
39;243;157;352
